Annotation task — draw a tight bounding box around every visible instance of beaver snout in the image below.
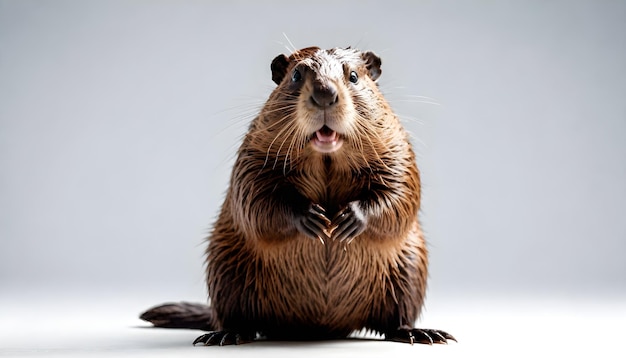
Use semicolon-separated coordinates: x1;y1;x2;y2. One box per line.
310;81;338;108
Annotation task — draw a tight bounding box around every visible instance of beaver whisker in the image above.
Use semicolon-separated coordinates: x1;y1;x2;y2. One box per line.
352;115;395;173
259;107;297;133
260;102;298;120
262;113;297;171
261;108;299;133
272;124;298;171
281;32;298;54
263;130;291;172
348;126;373;173
394;94;441;106
269;90;300;102
283;126;307;175
282;127;299;174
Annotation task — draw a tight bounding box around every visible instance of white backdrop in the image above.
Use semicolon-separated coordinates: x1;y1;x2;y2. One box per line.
1;1;625;356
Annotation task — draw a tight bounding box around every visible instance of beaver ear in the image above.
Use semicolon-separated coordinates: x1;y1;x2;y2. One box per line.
271;54;290;85
362;51;382;81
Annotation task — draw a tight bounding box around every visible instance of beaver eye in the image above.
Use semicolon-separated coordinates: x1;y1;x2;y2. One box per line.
292;69;302;82
349;71;358;84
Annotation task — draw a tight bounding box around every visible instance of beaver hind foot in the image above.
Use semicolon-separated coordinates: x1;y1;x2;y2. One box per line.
386;327;457;345
193;331;254;346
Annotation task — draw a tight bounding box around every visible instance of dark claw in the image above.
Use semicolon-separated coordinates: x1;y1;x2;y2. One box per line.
427;329;456;344
296;203;331;242
386;328;456;345
193;331;251;346
300;219;323;240
311;203;326;215
437;330;457;342
333;215;359;242
193;333;210;345
308;205;331;231
330;202;367;243
334;220;357;242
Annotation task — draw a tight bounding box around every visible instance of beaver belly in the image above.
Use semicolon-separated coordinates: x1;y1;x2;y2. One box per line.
254;237;391;339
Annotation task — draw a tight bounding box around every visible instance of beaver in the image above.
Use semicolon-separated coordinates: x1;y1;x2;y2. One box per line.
140;46;455;346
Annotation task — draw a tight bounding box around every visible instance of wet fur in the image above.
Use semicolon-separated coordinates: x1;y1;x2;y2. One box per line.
141;47;452;344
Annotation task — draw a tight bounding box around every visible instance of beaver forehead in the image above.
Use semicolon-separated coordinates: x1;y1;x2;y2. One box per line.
299;48;363;79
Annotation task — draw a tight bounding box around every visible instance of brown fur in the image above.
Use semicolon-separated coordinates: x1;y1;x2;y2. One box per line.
140;47;454;345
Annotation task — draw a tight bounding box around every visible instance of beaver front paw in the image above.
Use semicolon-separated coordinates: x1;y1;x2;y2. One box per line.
331;201;367;243
294;203;332;243
386;327;456;345
193;331;254;346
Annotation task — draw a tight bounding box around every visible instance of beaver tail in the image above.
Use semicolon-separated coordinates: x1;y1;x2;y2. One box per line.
139;302;214;331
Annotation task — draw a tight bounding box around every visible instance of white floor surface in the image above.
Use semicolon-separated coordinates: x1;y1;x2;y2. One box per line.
1;287;624;358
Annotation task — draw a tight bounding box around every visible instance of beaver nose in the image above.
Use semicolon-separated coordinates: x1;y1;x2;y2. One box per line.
311;82;338;108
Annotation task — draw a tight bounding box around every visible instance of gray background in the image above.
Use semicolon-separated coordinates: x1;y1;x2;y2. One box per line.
2;0;625;309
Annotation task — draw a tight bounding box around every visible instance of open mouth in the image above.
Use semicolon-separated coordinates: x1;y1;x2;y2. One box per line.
311;125;343;153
